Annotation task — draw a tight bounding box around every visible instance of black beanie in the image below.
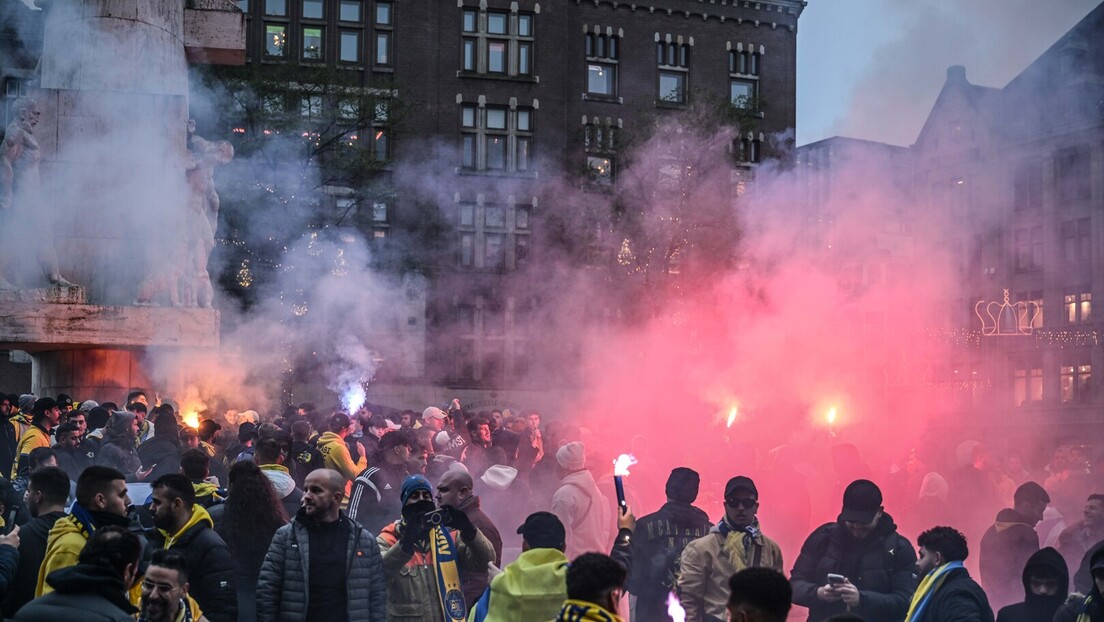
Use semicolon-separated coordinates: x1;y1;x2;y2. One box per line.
665;467;701;504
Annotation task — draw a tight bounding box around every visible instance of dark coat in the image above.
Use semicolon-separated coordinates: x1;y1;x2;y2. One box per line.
11;562;138;622
980;508;1040;612
2;510;65;616
137;434;182;481
918;566;994;622
255;513;387;622
995;546;1070;622
94;440;141;479
790;513;918;622
147;508;237;622
348;461;408;535
1053;587;1104;622
1075;539;1104;594
458;495;503;606
628;501;712;621
54;447;91;481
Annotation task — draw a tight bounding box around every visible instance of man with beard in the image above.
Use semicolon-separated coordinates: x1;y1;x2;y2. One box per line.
633;467;712;621
435;467;501;605
790;479;917;622
147;474;235;622
256;468;386;622
52;422;90;481
3;466;67;615
980;481;1050;611
37;465;132;596
903;526;992;622
138;549;207;622
996;547;1069;622
376;474;495;622
678;475;782;622
1058;495;1104;573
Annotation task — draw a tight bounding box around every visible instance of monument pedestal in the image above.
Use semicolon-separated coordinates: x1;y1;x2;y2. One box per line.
0;304;218;398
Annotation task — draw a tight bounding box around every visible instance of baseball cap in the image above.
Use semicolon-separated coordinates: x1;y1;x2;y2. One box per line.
238;421;258;443
56;394;73;408
1090;548;1104;573
422;407;447;421
724;475;758;500
840;479;883;524
517;512;566;550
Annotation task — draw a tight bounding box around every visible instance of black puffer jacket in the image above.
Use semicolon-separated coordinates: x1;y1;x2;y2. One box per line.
980;508;1041;612
137;434;182;481
919;566;994;622
12;562;138;622
146;506;237;622
1053;588;1104;622
790;513;918;622
996;546;1069;622
256;512;387;622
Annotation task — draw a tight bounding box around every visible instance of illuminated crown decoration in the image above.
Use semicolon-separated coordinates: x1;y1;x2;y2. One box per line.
975;289;1040;336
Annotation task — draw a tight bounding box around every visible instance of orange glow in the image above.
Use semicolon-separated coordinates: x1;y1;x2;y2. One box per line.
826;406;838;425
182;410;199;429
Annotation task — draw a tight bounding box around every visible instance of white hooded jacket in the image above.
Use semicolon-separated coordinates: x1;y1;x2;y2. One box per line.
551;469;613;559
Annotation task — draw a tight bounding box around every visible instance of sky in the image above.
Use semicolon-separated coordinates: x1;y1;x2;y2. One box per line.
796;0;1101;146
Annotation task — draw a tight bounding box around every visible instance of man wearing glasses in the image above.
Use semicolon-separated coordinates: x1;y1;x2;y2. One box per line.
677;476;784;622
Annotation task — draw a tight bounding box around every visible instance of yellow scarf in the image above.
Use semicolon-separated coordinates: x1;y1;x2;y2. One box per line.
259;463;290;475
904;562;962;622
428;526;465;621
1076;595;1095;622
553;599;624;622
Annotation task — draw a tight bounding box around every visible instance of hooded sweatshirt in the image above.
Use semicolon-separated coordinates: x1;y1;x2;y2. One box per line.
469;547;569;622
317;431;367;489
996;546;1070;622
259;463;304;520
981;508;1042;611
149;504;237;622
95;412;142;479
36;505;131;596
17;562;138;622
551;469;613;560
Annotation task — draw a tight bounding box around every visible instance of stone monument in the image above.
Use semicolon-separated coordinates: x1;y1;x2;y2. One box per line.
0;0;244;398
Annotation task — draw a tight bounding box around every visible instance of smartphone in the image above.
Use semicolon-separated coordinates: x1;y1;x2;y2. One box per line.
827;573;847;586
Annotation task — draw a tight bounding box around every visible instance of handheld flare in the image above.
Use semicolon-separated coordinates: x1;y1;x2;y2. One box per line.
667;592;686;622
612;453;637;515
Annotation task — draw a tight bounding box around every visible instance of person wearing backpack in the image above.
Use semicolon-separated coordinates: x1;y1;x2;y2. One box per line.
677;475;783;622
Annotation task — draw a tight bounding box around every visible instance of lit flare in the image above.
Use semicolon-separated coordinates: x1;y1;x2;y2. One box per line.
726;405;738;428
667;592;686;622
613;453;638;477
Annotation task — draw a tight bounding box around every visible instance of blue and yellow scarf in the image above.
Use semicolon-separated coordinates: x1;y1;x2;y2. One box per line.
904;561;963;622
429;525;466;622
553;599;624;622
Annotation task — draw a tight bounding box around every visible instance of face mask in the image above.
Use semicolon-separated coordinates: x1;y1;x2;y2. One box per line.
402;499;435;522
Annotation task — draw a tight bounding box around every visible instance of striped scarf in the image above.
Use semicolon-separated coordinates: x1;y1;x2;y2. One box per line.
1076;594;1095;622
904;561;963;622
429;525;466;622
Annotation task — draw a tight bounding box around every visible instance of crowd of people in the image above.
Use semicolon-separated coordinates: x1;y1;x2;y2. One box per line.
0;390;1099;622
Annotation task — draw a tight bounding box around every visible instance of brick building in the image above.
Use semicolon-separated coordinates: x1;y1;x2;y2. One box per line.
223;0;806;408
796;2;1104;446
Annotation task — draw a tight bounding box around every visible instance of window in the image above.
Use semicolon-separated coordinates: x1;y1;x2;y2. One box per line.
460;233;474;267
1014;290;1044;329
1013;366;1043;406
372;202;388;222
1065;291;1092;324
737;133;763;164
1014;226;1043;272
237;0;249;12
585;32;619;98
456;201;532;273
516;206;530;229
339;0;360;21
657;41;690;103
460;9;534;77
485;234;506;270
1013;160;1042;211
265;0;285;16
458;104;535;173
1061;218;1091;263
302;0;322;19
374;32;390;65
583;117;619;183
375;1;392;25
265;24;287;56
371;127;389;160
300;95;322;119
1055;145;1091;203
1061;363;1093;404
730;79;756;108
302;27;323;60
340;31;360;62
729;48;761;76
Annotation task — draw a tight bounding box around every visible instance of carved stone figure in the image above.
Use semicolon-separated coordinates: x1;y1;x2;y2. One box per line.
183;120;234;308
0;97;76;290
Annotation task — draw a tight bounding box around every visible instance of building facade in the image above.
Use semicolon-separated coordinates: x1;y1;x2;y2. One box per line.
222;0;806;409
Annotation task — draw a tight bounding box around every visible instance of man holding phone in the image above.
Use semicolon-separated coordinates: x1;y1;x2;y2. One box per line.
791;480;918;622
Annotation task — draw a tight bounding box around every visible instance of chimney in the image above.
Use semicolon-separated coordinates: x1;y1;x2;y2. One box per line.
946;65;968;85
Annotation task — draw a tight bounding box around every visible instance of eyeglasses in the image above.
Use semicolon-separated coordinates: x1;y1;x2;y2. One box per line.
725;498;758;509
